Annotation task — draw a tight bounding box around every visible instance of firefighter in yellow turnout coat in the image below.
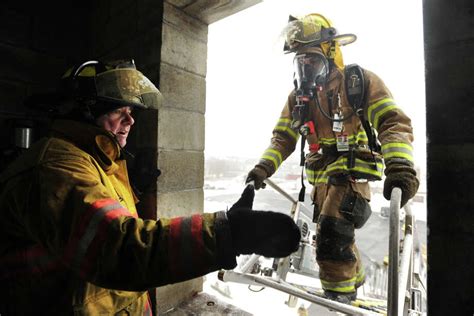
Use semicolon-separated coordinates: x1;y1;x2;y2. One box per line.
0;60;300;315
246;14;419;303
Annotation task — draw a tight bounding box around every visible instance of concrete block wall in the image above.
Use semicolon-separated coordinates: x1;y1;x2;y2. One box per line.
154;2;208;313
153;2;260;311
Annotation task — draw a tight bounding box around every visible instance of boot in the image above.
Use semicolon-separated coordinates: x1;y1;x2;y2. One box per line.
323;290;357;304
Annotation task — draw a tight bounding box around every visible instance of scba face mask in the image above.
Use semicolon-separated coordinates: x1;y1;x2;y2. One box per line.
293;52;329;101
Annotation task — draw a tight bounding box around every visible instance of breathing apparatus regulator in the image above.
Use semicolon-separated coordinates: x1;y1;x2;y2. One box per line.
291;50;331;136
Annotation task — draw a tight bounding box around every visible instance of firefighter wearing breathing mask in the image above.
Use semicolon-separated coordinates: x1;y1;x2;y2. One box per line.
246;13;419;303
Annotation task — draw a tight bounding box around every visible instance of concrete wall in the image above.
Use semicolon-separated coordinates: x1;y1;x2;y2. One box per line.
155;1;260;312
153;2;207;313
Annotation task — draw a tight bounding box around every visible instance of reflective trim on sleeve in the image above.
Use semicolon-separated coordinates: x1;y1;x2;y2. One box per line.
261;148;283;170
382;142;414;162
169;217;183;277
66;198;134;275
367;98;397;130
169;214;206;278
178;216;193;274
191;214;205;272
274;118;299;142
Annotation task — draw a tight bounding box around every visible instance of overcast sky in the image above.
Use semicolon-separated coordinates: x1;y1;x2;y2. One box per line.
206;0;426;173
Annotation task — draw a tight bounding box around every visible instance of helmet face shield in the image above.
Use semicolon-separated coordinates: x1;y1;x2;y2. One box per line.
293;52;329;100
95;68;162;110
284;19;323;48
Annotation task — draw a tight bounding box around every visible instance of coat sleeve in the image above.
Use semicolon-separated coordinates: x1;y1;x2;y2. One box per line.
35;156;237;291
364;70;415;165
255;91;300;176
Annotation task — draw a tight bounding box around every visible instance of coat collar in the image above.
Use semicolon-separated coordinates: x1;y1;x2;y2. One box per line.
50;120;122;173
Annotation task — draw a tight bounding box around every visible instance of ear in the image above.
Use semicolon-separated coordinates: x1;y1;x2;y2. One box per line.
229;185;255;210
288;15;298;22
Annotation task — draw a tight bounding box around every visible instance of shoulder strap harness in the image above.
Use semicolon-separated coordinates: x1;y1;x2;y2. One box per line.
344;64;381;152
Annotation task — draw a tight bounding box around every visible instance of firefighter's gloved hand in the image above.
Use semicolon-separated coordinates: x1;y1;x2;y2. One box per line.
383;162;419;207
130;167;161;195
245;166;268;190
227;186;301;258
128;150;161;196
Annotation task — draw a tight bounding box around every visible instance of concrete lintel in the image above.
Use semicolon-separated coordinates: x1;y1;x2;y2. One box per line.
181;0;262;24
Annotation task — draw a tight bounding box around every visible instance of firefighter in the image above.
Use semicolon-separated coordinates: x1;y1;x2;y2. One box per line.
0;59;300;315
246;14;419;303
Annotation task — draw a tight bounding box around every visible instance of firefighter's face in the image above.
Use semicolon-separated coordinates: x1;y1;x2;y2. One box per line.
96;106;135;147
293;51;329;101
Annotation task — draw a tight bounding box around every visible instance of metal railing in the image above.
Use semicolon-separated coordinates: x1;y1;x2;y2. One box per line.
388;188;426;316
219;179;426;315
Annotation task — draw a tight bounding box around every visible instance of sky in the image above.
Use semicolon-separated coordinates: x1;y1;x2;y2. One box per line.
205;0;426;174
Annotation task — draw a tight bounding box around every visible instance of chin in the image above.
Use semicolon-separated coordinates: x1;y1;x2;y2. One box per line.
116;137;127;148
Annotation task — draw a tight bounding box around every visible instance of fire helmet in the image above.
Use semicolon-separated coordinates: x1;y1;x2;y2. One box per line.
26;59;162;121
282;13;356;53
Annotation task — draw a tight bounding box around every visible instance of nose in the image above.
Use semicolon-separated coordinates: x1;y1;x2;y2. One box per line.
123;111;135;126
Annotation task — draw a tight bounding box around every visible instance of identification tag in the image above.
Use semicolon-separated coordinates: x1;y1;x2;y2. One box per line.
336;134;350;152
332;114;343;132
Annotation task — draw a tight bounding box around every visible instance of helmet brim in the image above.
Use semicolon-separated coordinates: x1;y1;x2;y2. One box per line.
285;33;357;54
95;68;162;110
332;33;357;46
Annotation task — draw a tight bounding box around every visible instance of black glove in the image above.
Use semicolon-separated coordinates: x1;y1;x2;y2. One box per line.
227;186;300;258
383;162;419;207
245;166;268;190
128;150;161;196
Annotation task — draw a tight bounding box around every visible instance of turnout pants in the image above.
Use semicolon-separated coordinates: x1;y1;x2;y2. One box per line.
312;178;372;295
